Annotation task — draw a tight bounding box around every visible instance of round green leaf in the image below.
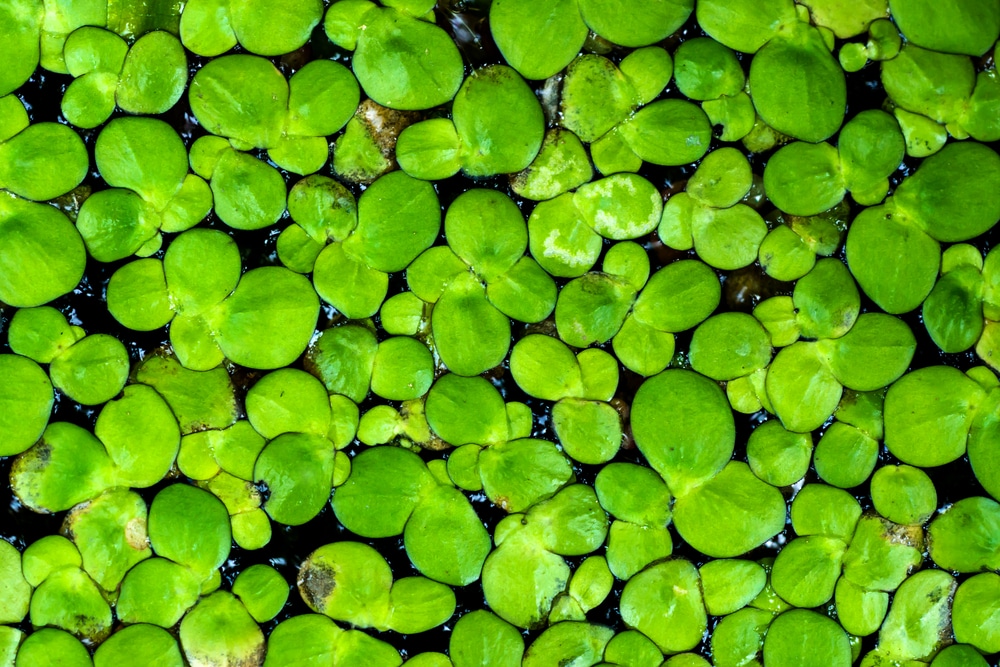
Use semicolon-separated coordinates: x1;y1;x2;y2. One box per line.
255;433;334;526
633;259;721;333
216;267;320;370
148;483;231;581
0;123;88;201
95;384;180;487
189;54;287;148
690;312;771;381
766;342;843;433
93;624;184;667
927;496;1000;572
748;25;846;142
763;141;845;216
489;0;587;80
0;195;85;307
432;271;511;376
352;7;463;110
0;354;53;456
332;446;436;538
884;365;984;466
618;99;712;166
50;334;129;406
578;0;692;47
230;0;322;56
747;419;812;487
179;592;265;667
673;461;786;557
620;559;705;653
116;31;187;115
632;369;735;497
453;65;545;176
404;485;491;586
117;557;201;627
763;609;851;667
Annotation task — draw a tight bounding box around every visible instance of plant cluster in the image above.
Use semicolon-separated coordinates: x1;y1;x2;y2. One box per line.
1;0;1000;665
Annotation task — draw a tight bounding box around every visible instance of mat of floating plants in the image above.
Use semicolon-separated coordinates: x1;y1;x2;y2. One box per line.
1;0;1000;665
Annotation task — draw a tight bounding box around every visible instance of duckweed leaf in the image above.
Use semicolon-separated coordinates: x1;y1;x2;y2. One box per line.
687;147;752;208
820;313;916;391
135;354;238;433
30;567;112;643
453;65;544;176
92;624;184;667
148;484;231;581
893;141;1000;243
486;256;558;323
594;462;671;528
560;55;637;143
371;337;433;401
889;0;999;57
771;535;846;608
632;369;734;497
574;173;662;240
618;99;712;165
479;439;574;513
287;175;357;244
699;559;767;616
116;31;187;115
673;461;786;557
522;622;614;667
450;610;524;667
633;260;721;333
952;573;1000;653
14;629;91;667
489;0;586;80
351;7;463;110
255;433;334;526
345;171;440;273
298;541;393;629
246;369;331;439
620;559;705;653
0;195;86;308
842;515;923;591
927;496;1000;572
229;0;322;56
696;0;797;53
445;189;526;282
0;0;42;97
50;334;129;406
527;193;603;278
793;258;859;340
511;129;593;202
835;577;889;637
64;488;150;592
814;422;879;489
763;141;845;216
0;354;53;457
553;398;622;464
0;540;29;623
107;259;173;331
612;314;676;377
116;557;201;627
838;109;905;200
395;118;463;180
845;204;941;314
332;446;435;537
481;529;569;629
190;54;288;147
0;122;88;202
746;420;812;487
433;271;511;376
790;484;862;542
690;312;771;381
767;341;843;432
95;385;179;487
674;37;745;102
424;373;507;446
884;366;984;466
305;325;377;403
749;24;846;142
179;592;265;667
871;465;936;526
923;265;984;353
555;273;636;348
404;485;491;586
763;609;851;667
216;267;319;370
710;607;774;667
878;570;955;662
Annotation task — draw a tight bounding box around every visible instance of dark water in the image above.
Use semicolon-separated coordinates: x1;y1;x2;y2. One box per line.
1;5;998;663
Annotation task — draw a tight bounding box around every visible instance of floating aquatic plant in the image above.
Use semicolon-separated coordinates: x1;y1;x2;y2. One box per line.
1;0;1000;665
